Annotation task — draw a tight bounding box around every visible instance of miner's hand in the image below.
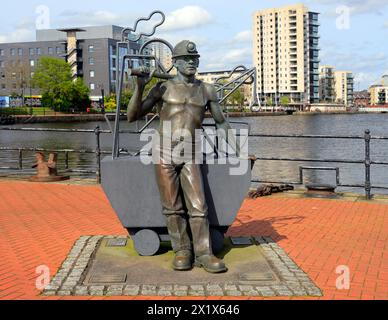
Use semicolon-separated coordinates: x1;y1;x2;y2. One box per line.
136;67;156;89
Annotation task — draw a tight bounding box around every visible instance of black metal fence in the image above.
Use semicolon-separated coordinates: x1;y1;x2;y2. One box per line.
1;126;388;199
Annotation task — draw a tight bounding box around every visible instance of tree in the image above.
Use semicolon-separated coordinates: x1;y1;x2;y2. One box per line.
227;88;245;108
280;96;290;106
266;97;273;106
32;57;90;112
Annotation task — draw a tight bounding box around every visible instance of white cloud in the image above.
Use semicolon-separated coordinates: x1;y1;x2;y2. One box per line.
232;30;252;43
161;6;213;32
57;10;123;27
202;46;252;71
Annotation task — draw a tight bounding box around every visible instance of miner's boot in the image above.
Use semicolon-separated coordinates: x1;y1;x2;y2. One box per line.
189;217;227;273
166;215;193;271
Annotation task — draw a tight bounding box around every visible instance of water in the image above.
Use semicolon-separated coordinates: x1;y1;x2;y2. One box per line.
1;113;388;195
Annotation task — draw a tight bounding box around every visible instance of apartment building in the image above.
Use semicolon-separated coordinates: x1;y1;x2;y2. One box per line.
334;70;354;106
197;70;253;105
253;3;320;106
319;65;335;102
368;75;388;105
0;25;141;100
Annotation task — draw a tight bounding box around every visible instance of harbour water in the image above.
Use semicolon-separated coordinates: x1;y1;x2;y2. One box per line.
1;113;388;195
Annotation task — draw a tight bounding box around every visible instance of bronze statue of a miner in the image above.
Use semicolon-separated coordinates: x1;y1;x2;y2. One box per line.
127;40;239;273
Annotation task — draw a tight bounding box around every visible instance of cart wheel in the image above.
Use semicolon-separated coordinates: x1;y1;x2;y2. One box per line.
211;228;225;255
132;229;161;256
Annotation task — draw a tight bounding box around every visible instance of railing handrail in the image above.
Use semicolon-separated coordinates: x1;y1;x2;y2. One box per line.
2;127;388;140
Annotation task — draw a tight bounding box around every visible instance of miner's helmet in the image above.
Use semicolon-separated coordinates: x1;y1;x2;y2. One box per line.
172;40;200;59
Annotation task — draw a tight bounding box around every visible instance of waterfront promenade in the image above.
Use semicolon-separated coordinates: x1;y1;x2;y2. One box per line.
0;179;387;300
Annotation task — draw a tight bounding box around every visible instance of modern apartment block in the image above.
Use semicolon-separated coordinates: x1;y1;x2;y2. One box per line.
319;65;335;102
197;70;253;105
253;3;320;106
368;75;388;105
334;71;354;106
0;25;141;101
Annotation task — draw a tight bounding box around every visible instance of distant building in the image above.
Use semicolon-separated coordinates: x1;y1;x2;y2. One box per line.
252;3;320;106
197;70;253;105
319;65;335;102
0;25;141;101
353;90;370;108
334;71;354;106
368;75;388;105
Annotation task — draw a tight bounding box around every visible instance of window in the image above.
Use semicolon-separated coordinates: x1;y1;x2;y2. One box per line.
12;83;17;89
29;48;34;55
56;47;61;54
90;83;95;90
89;57;94;65
1;84;5;89
0;49;4;56
30;60;35;67
18;48;23;56
0;61;4;68
36;48;41;55
88;45;94;53
112;58;116;68
90;70;95;78
48;47;53;55
11;48;16;56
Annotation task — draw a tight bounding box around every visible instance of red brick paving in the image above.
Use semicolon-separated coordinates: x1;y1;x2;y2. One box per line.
0;180;387;300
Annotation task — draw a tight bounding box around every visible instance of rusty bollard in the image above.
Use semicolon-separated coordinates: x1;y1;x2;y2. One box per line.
29;152;70;182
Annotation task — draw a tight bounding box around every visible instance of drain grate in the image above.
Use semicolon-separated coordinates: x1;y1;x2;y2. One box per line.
106;238;128;247
239;272;275;282
89;273;127;284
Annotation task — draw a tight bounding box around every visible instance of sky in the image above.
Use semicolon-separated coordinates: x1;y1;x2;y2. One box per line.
1;0;387;90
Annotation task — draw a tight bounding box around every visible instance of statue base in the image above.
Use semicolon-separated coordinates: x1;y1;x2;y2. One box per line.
41;235;322;297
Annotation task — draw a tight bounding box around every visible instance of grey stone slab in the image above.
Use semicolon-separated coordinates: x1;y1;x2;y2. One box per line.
242;290;259;296
206;284;223;292
188;290;205;296
226;290;242;296
74;286;89;296
256;288;276;296
174;291;188;296
224;284;238;291
207;291;224;296
158;291;173;296
141;290;157;296
238;285;254;291
190;285;205;291
174;285;188;291
159;285;173;291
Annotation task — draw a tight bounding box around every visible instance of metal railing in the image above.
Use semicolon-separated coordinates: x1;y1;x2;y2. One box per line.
1;127;388;199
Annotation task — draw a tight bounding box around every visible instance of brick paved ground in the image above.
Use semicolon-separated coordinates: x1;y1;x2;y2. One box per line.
0;180;387;300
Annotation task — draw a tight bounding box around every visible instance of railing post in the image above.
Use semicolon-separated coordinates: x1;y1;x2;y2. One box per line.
95;126;101;184
18;149;22;170
364;129;371;200
65;151;69;170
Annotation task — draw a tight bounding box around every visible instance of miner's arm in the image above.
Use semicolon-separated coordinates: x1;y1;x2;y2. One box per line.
206;84;241;157
127;73;162;123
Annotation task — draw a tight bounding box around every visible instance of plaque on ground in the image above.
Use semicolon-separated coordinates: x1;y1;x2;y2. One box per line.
41;236;322;297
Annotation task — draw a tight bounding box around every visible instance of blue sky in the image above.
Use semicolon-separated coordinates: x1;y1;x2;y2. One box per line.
1;0;387;90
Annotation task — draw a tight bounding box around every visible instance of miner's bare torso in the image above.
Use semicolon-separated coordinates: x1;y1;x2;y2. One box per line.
158;79;208;138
